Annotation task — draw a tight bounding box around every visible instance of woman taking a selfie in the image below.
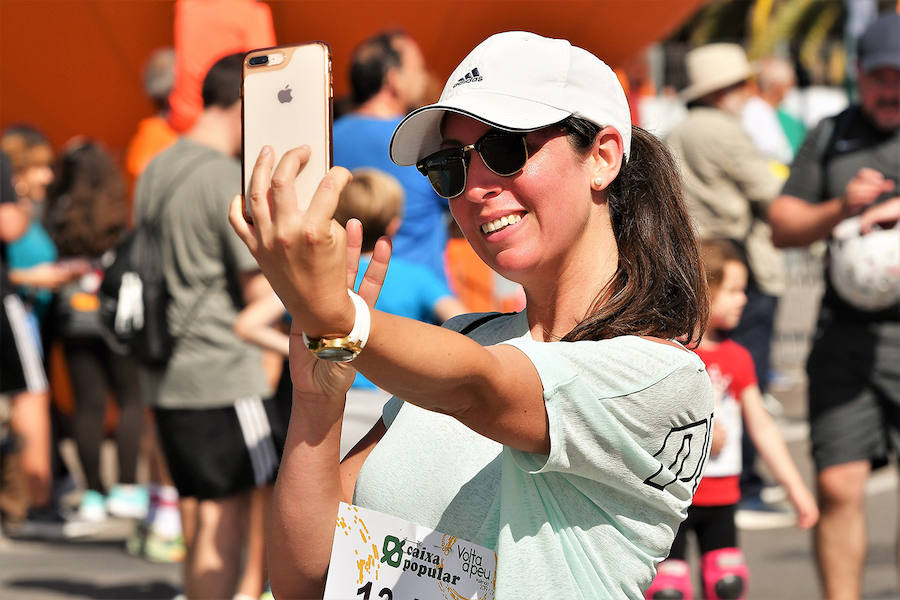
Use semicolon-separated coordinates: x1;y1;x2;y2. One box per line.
232;32;713;600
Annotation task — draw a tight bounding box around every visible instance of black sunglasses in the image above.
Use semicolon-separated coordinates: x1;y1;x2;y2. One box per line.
416;130;529;199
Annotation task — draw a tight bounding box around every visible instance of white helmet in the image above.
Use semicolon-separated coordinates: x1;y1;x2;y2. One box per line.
829;216;900;311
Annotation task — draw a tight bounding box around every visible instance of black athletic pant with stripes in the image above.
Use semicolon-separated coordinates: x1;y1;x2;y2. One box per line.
63;337;142;493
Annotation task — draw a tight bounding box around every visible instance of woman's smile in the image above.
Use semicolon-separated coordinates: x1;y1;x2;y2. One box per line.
480;211;526;235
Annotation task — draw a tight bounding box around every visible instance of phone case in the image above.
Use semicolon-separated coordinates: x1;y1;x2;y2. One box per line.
242;42;333;216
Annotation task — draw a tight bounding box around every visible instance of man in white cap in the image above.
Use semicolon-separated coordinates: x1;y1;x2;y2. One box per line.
770;12;900;599
666;42;787;524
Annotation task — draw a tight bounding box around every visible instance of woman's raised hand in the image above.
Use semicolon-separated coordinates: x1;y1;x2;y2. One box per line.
230;145;355;337
230;145;391;399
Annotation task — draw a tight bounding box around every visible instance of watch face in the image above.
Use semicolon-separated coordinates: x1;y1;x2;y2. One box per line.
316;346;357;362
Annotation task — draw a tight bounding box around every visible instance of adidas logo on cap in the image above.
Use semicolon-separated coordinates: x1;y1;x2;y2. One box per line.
452;67;483;88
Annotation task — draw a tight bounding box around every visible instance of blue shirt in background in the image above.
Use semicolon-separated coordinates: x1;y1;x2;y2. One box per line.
351;255;450;390
7;220;57;321
333;114;451;289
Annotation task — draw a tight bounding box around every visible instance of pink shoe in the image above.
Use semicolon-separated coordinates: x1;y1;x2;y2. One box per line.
645;558;693;600
701;547;748;600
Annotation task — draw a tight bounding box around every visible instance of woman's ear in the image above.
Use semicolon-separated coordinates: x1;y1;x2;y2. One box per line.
589;126;625;192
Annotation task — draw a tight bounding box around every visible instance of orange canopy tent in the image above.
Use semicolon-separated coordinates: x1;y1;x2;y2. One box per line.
2;0;705;418
1;0;705;161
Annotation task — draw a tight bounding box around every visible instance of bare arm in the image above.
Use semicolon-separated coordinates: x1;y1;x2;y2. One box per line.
354;314;547;452
741;385;819;529
238;269;273;306
770;168;896;248
234;292;290;356
0;203;27;242
3;202;86;289
261;215;392;599
7;261;88;289
266;369;386;599
769;194;846;247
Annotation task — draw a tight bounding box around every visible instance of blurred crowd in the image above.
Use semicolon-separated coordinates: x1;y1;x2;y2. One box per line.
1;2;899;600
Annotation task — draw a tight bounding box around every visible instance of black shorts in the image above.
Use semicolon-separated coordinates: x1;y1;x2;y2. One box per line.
154;395;291;500
807;317;900;472
668;504;737;559
1;292;47;395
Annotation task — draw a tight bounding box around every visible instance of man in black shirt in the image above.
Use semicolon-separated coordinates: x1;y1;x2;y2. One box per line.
770;12;900;599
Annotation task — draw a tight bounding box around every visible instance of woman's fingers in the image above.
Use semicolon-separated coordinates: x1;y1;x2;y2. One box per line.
229;194;258;254
238;146;356;332
246;145;277;232
269;146;312;219
345;219;363;289
305;166;352;229
358;236;391;307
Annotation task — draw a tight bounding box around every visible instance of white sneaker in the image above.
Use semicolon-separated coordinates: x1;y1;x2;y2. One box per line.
760;484;788;504
106;484;149;519
77;489;107;522
735;496;795;530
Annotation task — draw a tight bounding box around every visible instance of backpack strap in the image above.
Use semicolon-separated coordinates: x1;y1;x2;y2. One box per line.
148;149;220;224
145;149;221;340
455;312;514;336
813;108;856;195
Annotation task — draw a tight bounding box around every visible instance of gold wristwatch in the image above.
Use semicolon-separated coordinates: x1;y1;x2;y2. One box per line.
302;290;371;363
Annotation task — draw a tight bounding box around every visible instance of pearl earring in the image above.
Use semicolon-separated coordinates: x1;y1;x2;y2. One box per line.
593;177;603;188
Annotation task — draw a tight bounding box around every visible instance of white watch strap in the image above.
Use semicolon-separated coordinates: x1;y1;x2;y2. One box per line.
345;289;371;348
301;289;371;349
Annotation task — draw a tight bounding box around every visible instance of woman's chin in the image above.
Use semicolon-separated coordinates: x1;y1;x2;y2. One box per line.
488;251;534;277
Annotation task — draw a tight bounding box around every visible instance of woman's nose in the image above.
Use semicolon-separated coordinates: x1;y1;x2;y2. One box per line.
463;150;501;201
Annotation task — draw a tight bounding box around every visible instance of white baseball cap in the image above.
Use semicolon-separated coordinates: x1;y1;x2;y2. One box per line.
389;31;631;167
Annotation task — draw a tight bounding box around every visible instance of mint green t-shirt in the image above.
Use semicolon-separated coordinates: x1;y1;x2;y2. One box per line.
353;311;714;599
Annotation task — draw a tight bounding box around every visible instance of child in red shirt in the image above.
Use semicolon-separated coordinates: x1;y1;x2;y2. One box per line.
646;240;819;600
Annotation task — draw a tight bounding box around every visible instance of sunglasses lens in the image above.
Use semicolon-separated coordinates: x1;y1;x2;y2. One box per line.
480;134;528;175
417;133;527;198
421;150;467;198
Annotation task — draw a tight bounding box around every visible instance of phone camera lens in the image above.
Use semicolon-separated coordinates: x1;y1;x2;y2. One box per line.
248;55;269;67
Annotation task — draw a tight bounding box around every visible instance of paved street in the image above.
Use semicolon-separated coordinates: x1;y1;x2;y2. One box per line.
0;531;181;599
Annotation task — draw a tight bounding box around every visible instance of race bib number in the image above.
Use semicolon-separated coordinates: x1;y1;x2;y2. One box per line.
323;503;497;600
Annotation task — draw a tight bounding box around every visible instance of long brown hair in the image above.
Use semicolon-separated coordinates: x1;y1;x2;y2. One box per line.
44;140;127;258
562;121;708;346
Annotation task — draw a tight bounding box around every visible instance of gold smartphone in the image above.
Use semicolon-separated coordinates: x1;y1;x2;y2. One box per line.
242;41;333;220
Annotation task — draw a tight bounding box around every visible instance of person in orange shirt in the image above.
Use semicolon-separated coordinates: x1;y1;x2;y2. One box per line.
125;48;178;187
166;0;275;133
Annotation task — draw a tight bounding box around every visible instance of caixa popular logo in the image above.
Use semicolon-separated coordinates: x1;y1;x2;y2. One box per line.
644;416;712;494
380;535;462;586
